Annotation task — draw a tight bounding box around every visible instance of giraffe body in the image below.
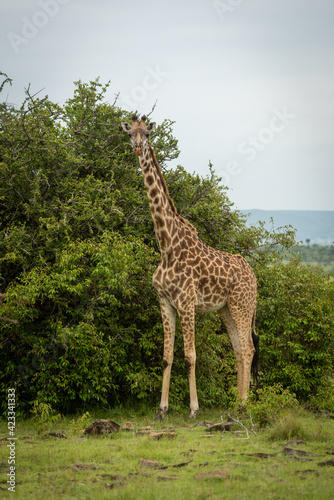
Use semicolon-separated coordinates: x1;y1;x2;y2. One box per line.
121;116;258;419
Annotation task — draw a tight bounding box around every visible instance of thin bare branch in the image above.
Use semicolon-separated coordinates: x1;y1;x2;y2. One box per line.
227;413;250;439
0;317;19;325
111;92;120;107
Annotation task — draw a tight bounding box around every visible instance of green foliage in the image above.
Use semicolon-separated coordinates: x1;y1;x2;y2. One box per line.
267;410;334;443
289;244;334;275
267;412;310;442
31;401;61;426
308;379;334;412
267;412;306;441
256;259;334;402
0;71;12;94
70;411;92;431
1;75;333;416
0;232;161;412
247;384;299;427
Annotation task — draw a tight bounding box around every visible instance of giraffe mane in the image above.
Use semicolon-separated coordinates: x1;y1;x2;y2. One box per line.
149;145;198;236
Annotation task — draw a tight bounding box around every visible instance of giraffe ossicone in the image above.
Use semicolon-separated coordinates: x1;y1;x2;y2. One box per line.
121;115;259;420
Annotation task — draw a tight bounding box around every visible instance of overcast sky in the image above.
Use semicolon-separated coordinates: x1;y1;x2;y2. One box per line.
1;0;334;211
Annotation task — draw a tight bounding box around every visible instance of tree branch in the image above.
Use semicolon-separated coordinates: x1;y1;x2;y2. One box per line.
0;317;19;325
0;293;20;324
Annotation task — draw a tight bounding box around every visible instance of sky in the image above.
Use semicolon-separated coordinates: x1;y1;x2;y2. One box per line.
1;0;334;211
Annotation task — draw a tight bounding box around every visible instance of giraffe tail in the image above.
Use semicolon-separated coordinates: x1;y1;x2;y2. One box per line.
251;311;259;384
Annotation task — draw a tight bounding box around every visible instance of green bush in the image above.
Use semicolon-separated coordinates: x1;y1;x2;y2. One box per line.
256;259;334;403
248;384;299;427
0;233;162;412
267;412;306;441
267;410;333;442
308;379;334;412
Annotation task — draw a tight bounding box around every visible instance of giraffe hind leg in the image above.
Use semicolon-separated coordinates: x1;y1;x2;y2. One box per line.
218;305;255;400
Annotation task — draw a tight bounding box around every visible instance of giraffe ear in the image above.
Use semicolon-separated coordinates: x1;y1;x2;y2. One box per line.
121;122;132;133
146;122;156;133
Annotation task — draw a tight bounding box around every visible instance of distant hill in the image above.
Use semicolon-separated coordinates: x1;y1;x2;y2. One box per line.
241;210;334;245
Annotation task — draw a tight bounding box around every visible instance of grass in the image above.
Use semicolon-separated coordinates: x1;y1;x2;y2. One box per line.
1;408;334;499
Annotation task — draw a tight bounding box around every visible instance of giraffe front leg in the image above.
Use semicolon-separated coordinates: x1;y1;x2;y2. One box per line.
179;306;199;419
156;298;176;421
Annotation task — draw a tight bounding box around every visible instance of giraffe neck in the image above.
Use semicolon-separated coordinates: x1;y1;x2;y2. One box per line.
139;144;177;255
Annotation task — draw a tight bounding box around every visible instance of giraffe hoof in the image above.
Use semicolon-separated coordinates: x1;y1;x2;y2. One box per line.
155;407;167;421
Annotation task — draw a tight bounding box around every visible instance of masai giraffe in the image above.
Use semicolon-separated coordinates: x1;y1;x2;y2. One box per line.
121;115;258;420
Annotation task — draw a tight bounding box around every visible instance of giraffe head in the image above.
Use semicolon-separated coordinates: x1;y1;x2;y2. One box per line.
121;115;156;156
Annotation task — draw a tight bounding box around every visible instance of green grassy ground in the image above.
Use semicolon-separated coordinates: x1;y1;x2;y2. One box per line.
1;408;334;499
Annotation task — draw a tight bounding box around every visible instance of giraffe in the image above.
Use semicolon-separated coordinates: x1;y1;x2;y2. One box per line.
121;115;258;420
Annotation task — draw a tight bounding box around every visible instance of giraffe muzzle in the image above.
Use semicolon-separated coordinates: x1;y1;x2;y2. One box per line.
134;145;142;156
